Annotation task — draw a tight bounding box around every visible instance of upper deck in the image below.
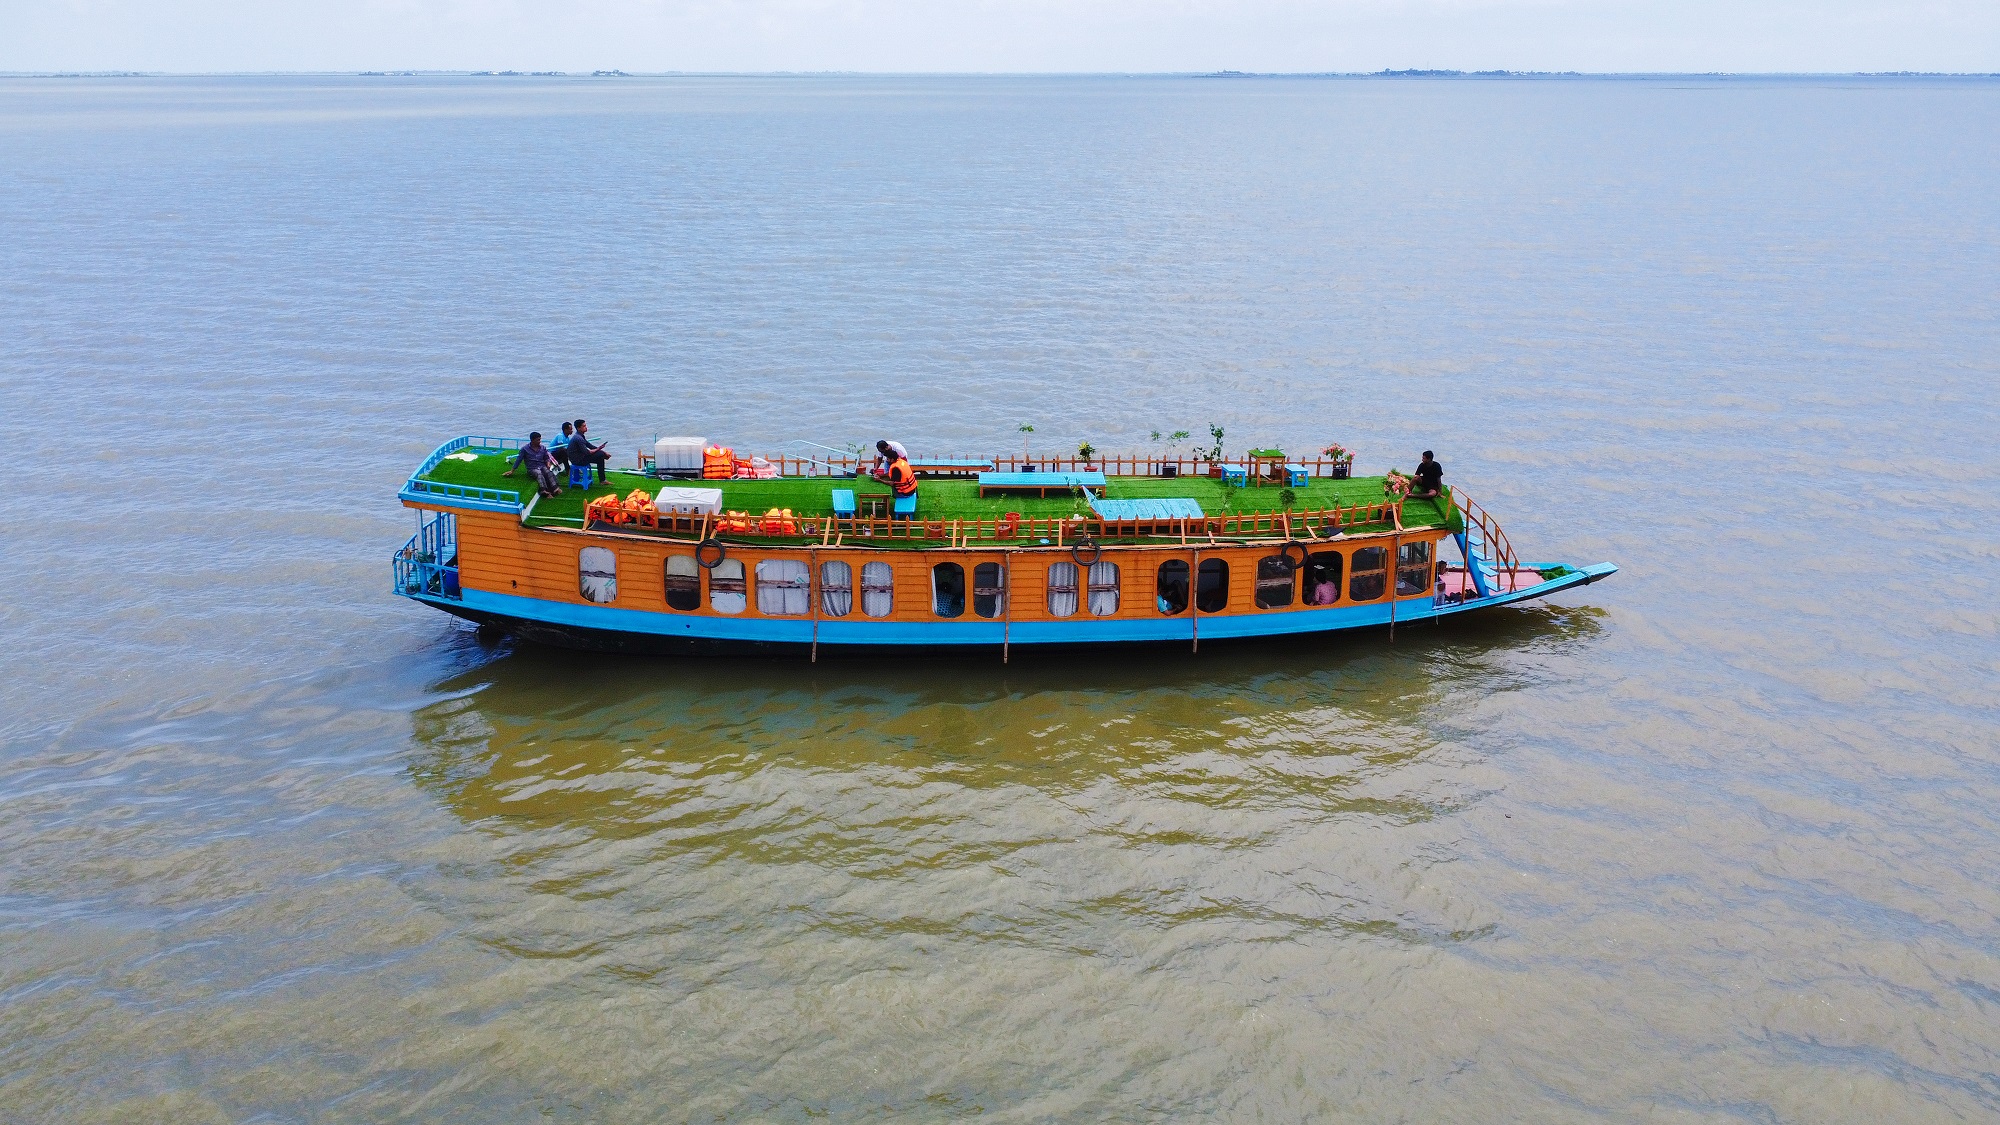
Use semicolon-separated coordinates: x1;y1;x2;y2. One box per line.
401;437;1459;546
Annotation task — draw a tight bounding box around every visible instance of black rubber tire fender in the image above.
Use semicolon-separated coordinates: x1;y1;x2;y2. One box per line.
696;538;727;569
1070;538;1103;568
1276;540;1309;573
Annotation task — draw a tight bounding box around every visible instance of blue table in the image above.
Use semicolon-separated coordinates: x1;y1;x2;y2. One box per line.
1090;497;1205;521
977;471;1108;498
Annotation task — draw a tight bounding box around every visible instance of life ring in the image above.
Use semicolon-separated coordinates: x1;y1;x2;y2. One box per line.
1276;540;1308;573
1070;538;1103;568
696;538;726;569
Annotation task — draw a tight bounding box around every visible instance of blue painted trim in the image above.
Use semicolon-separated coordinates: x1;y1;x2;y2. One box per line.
400;436;525;514
402;586;1465;646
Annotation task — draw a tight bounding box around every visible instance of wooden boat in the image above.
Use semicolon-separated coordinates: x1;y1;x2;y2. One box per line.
392;435;1616;656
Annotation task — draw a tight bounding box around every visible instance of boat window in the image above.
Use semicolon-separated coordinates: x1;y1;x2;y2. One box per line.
932;563;966;618
1397;541;1435;597
1349;547;1387;602
756;558;810;616
664;554;700;611
1196;559;1229;613
973;562;1005;619
1156;560;1189;615
1048;562;1079;618
1087;561;1120;616
710;558;747;614
1302;552;1343;606
861;561;894;618
820;560;853;617
579;546;617;604
1255;555;1295;609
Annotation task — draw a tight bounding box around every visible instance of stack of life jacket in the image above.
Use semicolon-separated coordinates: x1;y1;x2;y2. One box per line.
585;489;659;528
702;446;735;480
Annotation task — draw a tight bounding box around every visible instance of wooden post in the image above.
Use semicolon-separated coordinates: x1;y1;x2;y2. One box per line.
1190;546;1201;654
809;546;820;663
1002;550;1012;664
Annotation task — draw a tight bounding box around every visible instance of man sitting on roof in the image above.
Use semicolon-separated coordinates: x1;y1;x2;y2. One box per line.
503;432;563;499
1410;451;1444;499
568;418;610;485
873;445;918;519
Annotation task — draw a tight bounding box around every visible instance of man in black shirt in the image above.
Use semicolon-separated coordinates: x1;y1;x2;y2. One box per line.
1411;451;1443;499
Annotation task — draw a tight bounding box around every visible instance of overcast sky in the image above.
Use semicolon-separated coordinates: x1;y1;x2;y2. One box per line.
3;0;1996;74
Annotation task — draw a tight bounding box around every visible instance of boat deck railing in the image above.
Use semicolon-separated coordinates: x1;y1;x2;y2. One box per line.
562;496;1414;547
637;450;1360;481
392;511;461;600
1448;487;1519;573
403;436;525;512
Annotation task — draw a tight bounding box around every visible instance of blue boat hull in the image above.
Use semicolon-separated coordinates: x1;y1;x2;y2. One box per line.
402;563;1617;656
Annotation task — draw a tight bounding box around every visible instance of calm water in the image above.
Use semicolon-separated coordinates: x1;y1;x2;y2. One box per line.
3;75;1998;1122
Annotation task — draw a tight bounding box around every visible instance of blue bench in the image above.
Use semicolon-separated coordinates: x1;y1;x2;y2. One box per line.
892;494;918;520
830;489;856;521
977;471;1109;498
1221;466;1247;487
1285;464;1309;487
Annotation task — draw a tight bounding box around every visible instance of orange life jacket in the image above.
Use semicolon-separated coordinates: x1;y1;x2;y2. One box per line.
887;457;918;497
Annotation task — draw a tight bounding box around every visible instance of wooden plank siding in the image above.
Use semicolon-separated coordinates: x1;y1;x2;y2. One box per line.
430;507;1442;624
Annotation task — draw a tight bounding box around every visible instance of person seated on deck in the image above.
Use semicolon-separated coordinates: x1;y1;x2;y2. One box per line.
868;439;911;474
568;418;610;485
551;421;574;471
1410;451;1444;499
873;447;919;518
502;431;563;499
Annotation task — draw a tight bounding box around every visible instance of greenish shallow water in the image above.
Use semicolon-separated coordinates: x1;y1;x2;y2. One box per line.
2;75;1997;1122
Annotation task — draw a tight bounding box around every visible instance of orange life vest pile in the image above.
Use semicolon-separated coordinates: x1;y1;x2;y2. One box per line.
585;489;659;527
713;507;798;535
702;446;734;480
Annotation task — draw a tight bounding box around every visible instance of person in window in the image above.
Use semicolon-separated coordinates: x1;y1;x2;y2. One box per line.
1410;451;1444;499
503;432;563;498
568;418;610;485
874;446;918;518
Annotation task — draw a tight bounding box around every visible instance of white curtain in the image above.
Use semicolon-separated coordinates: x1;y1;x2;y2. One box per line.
1087;561;1120;616
1047;562;1079;618
861;561;894;618
710;559;746;615
756;559;810;616
820;560;853;617
578;546;617;604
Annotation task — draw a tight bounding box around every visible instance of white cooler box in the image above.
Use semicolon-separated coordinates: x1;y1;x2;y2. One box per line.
654;486;723;515
653;436;707;474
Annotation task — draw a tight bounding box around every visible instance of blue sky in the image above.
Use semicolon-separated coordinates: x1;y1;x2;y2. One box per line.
3;0;1996;74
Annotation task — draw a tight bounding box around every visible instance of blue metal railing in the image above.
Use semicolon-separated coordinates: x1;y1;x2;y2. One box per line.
400;435;525;513
392;512;460;601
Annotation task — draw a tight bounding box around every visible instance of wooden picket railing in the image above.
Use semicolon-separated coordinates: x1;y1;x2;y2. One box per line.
637;450;1359;482
566;497;1412;547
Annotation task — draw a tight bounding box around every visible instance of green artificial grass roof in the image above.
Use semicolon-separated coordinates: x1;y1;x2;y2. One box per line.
415;449;1450;539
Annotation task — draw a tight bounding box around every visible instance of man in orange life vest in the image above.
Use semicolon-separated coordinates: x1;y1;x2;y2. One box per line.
873;443;919;519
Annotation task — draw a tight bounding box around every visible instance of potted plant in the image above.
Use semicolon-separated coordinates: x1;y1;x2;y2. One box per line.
1077;440;1096;469
1151;429;1191;477
1018;423;1035;470
1203;424;1226;478
1383;469;1412;500
1321;443;1354;480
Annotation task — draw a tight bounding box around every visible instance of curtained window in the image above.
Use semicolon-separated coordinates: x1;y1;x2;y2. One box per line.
861;561;894;618
756;559;810;616
820;560;853;617
1048;562;1079;618
579;547;617;604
